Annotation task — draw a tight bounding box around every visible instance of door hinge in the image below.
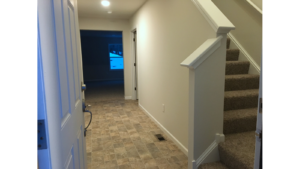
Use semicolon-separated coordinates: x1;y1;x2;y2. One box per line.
38;120;47;150
255;131;262;139
134;63;136;66
259;98;262;113
135;87;136;90
133;38;135;41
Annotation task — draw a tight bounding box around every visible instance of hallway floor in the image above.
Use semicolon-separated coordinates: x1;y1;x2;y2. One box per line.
84;81;188;169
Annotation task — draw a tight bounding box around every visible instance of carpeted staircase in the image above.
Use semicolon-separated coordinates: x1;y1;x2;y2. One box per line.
199;38;259;169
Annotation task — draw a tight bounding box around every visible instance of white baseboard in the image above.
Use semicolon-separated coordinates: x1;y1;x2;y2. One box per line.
228;33;260;74
139;104;188;156
195;133;225;168
124;96;132;100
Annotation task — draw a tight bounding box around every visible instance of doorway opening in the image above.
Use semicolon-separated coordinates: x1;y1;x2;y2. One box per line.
80;30;125;102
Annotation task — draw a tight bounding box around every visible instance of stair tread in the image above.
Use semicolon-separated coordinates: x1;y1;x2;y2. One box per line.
224;108;257;121
224;89;259;98
223;108;257;134
226;49;239;61
225;61;250;75
219;131;255;169
225;74;260;91
199;162;228;169
225;74;259;79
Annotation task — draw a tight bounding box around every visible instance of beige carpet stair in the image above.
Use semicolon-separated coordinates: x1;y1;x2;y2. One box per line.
224;89;259;111
226;49;240;61
199;38;258;169
226;61;250;75
199;162;229;169
223;108;257;134
225;74;259;91
219;131;256;169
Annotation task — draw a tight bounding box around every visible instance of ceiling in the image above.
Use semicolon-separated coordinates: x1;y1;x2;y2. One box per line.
77;0;148;19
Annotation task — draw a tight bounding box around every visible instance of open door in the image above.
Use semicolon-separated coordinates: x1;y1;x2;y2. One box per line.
38;0;86;168
254;57;262;169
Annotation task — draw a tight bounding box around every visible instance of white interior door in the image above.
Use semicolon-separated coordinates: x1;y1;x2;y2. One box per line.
254;56;262;169
38;0;86;168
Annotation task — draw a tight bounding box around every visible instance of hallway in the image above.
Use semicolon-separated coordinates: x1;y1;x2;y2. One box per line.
84;81;188;169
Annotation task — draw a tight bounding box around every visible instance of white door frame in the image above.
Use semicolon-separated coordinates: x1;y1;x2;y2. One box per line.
131;29;139;100
254;55;262;169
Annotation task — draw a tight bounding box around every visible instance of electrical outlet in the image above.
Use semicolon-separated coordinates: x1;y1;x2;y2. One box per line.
162;104;165;112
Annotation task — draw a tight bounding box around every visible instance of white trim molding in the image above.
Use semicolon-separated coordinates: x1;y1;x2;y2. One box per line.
139;104;188;156
246;0;262;14
191;0;235;34
195;133;225;168
181;36;223;69
228;33;261;73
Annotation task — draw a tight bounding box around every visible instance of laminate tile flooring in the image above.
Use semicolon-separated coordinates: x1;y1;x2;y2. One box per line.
84;81;188;169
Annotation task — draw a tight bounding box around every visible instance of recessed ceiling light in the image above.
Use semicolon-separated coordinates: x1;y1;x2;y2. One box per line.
101;1;110;7
108;11;112;14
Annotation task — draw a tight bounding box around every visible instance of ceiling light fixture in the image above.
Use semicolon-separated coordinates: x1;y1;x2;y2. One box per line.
101;0;110;7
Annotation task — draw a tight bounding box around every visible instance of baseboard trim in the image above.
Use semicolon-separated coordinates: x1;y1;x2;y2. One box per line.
139;104;188;156
246;0;262;14
195;133;225;168
196;141;218;167
124;96;132;100
228;33;260;73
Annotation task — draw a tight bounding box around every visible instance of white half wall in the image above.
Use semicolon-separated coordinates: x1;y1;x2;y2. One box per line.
129;0;216;152
78;17;132;98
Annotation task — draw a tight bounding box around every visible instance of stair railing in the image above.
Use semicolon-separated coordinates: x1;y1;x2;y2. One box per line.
181;0;235;169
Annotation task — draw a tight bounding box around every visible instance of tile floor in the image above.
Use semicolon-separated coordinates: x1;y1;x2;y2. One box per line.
84;81;188;169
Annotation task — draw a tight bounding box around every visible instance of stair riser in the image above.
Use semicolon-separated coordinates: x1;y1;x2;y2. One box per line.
219;146;253;169
227;38;230;49
226;49;239;61
225;77;259;91
224;117;257;134
224;95;258;111
226;63;249;75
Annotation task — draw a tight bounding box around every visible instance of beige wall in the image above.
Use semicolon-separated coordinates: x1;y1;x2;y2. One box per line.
78;17;132;98
212;0;262;69
130;0;215;151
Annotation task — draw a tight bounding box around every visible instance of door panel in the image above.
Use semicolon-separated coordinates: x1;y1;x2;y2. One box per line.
68;4;80;103
38;0;85;168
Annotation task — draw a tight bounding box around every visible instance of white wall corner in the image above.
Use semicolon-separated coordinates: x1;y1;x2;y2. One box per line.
228;33;260;74
138;104;188;156
124;96;132;100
